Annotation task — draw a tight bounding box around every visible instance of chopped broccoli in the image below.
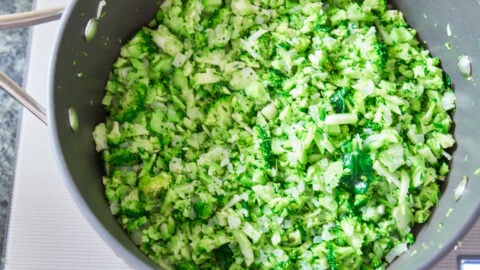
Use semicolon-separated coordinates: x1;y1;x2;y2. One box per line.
267;68;286;91
193;202;214;220
211;244;234;270
207;8;232;28
330;88;350;113
326;242;338;270
120;28;158;58
105;148;140;167
94;0;456;269
139;172;172;197
255;126;274;168
151;25;184;57
110;82;147;123
204;96;234;127
374;41;388;69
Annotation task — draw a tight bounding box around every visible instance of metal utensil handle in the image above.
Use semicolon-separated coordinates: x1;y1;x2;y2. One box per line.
0;72;47;125
0;7;66;124
0;6;64;30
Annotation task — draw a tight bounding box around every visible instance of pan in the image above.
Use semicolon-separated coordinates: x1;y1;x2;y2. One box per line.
1;0;479;269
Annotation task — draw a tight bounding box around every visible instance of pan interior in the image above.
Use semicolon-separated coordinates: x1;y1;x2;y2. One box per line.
49;1;480;269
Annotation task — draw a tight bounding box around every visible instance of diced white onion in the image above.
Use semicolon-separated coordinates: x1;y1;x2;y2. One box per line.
458;54;472;79
385;243;408;263
454;176;468;201
324;113;358;125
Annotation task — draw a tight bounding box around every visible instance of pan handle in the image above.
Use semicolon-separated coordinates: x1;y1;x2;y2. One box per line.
0;7;66;124
0;6;64;30
0;72;47;125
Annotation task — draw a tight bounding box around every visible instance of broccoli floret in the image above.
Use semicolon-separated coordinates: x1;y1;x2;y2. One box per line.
106;121;123;146
326;242;338;270
183;0;204;34
204;96;233;127
267;68;286;91
120;28;159;58
111;82;147;123
257;32;276;60
374;41;388;69
363;120;383;132
211;82;232;95
255;126;274;168
193;202;214;220
413;182;440;223
314;24;333;34
105;148;140;167
120;189;145;217
207;8;232;28
139;172;172;197
213;244;235;270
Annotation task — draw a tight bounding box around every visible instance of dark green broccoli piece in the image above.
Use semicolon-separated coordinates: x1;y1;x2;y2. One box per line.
120;189;145;217
112;82;147;123
193;202;214;220
105;148;140;167
330;88;349;113
326;242;338;270
368;253;383;268
443;73;451;88
207;8;232;28
255;126;274;168
136;28;159;56
276;42;291;50
127;216;147;232
213;244;235;270
374;42;388;69
257;32;276;60
267;68;286;91
364;120;383;132
273;261;292;270
211;81;232;95
120;28;158;58
314;24;332;34
339;141;374;195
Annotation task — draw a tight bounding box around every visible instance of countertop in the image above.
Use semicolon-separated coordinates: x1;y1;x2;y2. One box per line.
0;0;33;263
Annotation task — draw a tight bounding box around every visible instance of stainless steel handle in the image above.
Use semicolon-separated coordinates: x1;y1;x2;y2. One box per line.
0;7;66;124
0;6;64;30
0;72;47;125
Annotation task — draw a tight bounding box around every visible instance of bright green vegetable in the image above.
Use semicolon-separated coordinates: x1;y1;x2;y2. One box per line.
94;0;456;268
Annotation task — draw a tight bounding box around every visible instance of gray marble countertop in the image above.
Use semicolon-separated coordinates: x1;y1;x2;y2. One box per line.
0;0;33;263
